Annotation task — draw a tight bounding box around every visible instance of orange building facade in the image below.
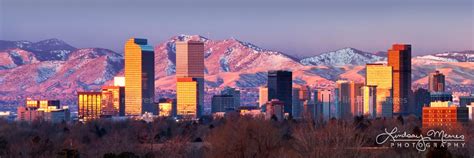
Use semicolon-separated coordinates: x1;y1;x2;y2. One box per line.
422;107;469;128
387;44;411;115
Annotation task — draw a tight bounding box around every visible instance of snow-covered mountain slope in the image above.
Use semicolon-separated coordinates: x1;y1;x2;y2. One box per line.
0;39;77;61
300;48;386;66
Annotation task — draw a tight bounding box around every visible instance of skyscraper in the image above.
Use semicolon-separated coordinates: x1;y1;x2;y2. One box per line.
317;89;332;120
336;80;364;119
176;77;199;118
292;88;302;119
428;70;445;93
387;44;412;115
221;87;240;109
176;40;205;117
267;70;292;115
362;85;377;118
336;80;351;119
366;63;393;118
259;86;268;107
124;38;155;115
350;82;364;116
211;95;235;113
414;88;430;118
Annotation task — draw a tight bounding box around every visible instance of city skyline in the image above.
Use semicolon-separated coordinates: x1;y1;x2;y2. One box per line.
1;0;473;56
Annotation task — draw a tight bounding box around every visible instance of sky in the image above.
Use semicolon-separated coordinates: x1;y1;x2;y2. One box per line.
0;0;473;57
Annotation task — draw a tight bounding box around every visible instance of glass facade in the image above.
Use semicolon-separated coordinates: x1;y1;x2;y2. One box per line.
366;64;393;118
176;77;198;118
387;44;412;115
124;38;155;115
78;92;102;121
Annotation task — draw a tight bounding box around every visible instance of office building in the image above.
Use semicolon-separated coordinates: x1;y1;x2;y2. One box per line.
124;38;155;115
176;77;199;118
25;99;60;111
317;90;332;120
78;92;102;121
158;98;174;117
101;86;125;117
258;86;268;107
350;82;364;116
292;85;310;119
176;40;205;117
265;99;285;121
430;92;453;107
387;44;412;115
422;107;469;128
268;70;292;115
18;99;70;123
428;70;445;93
211;95;235;113
292;88;302;119
414;88;430;118
362;85;377;118
221;87;241;109
366;63;393;118
336;80;352;119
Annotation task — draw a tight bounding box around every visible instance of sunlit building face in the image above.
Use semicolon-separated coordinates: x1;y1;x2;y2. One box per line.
124;38;155;116
175;40;205;117
366;64;393;117
176;77;198;118
387;44;412;115
78;92;102;121
101;86;124;116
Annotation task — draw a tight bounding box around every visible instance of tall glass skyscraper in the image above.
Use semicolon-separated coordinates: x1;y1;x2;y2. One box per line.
124;38;155;115
267;70;293;116
388;44;412;115
176;40;205;118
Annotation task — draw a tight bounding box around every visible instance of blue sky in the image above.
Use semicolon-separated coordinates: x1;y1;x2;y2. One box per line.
1;0;472;56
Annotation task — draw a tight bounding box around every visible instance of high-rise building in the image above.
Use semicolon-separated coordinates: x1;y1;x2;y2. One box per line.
336;80;364;118
414;88;430;118
362;85;377;118
292;85;310;119
292;88;302;119
336;80;352;119
350;82;364;116
387;44;412;115
221;87;240;109
267;70;292;115
423;92;468;128
101;86;125;117
176;40;205;117
258;86;268;107
124;38;155;115
317;90;332;120
158;98;174;117
211;95;235;113
428;70;445;93
366;63;393;118
176;77;199;118
78;92;102;121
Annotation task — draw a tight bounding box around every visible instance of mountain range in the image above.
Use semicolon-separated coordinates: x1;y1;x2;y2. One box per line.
0;35;473;107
